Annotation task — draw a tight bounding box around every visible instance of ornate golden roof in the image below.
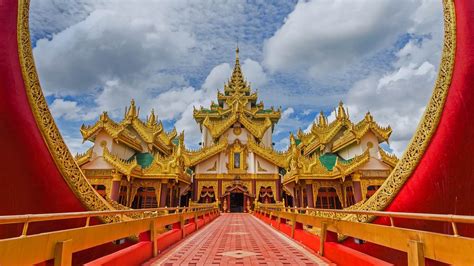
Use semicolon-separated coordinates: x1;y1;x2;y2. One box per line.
80;100;177;154
98;133;191;184
141;136;191;184
182;134;228;166
332;112;392;152
298;102;391;155
193;48;281;140
75;147;93;166
247;137;290;168
378;147;399;168
102;146;139;177
283;148;371;185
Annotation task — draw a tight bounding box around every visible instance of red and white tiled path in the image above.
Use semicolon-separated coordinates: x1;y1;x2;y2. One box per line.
149;213;331;265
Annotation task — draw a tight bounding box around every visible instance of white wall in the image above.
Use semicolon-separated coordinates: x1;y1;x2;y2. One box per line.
82;157;113;169
254;155;278;174
262;127;273;148
93;131;112;158
338;132;379;160
226;125;249;144
111;141;135;160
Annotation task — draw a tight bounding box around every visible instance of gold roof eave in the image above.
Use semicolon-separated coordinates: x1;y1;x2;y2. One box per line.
332;113;392;152
378;147;399;168
81;101;177;155
183;136;228;166
247;137;289;168
102;146;139;177
282;149;371;185
75;147;93;166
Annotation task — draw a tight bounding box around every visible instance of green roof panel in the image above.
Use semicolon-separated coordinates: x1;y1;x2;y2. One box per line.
135;152;154;168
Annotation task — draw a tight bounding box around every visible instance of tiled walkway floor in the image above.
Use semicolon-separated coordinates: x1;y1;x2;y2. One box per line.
150;213;330;265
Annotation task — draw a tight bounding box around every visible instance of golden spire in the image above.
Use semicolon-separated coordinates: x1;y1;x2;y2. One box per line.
336;101;348;120
289;132;296;147
176;131;185;156
147;108;157;126
317;111;327;127
99;111;109;122
125;99;139;119
227;46;247;93
365;111;373;122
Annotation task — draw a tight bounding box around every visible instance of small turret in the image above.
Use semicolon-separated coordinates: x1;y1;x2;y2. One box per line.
336;101;348;120
289;132;296;147
365;111;373;122
147;109;157;126
125;99;139;119
317;111;328;127
99;111;109;122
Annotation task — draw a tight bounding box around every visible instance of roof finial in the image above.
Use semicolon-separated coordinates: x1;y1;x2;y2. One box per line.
235;43;240;62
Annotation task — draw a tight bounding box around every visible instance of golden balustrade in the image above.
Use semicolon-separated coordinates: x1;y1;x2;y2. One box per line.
255;206;474;265
0;206;219;265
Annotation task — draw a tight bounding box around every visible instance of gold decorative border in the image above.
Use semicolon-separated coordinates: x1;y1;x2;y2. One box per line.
17;0;114;212
345;0;456;221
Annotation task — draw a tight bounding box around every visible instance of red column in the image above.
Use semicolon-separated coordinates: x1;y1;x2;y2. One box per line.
110;173;122;201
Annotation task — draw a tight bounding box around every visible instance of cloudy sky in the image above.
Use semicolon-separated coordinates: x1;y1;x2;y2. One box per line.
30;0;443;155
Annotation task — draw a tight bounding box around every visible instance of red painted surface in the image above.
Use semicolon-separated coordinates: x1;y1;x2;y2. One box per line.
197;218;205;228
294;229;320;252
84;242;152;266
184;222;196;235
280;223;292;237
324;242;393;266
156;229;182;253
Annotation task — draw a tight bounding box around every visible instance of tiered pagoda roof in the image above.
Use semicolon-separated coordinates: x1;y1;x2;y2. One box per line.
282;103;397;185
297;101;392;156
193;47;281;140
80;99;177;155
283;134;371;185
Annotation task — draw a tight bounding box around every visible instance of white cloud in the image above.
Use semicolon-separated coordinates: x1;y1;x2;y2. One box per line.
202;63;232;93
263;0;418;80
50;98;97;121
241;59;268;89
343;0;443;155
66;137;93;155
34;7;195;96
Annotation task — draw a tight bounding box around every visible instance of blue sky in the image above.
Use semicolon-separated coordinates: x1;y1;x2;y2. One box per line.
30;0;443;155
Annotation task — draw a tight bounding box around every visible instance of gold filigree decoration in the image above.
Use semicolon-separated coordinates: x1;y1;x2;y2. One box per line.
17;0;116;214
197;180;218;199
256;181;277;200
222;180;252;193
247;137;290;168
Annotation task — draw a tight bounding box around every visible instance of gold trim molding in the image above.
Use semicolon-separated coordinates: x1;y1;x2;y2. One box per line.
17;0;114;212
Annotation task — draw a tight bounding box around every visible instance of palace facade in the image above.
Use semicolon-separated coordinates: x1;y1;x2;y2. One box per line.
76;48;398;212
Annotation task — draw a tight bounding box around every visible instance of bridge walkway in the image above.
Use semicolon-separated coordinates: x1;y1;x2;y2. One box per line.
148;213;330;265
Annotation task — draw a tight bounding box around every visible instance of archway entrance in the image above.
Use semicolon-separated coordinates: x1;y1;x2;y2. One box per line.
229;192;244;212
222;180;254;213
